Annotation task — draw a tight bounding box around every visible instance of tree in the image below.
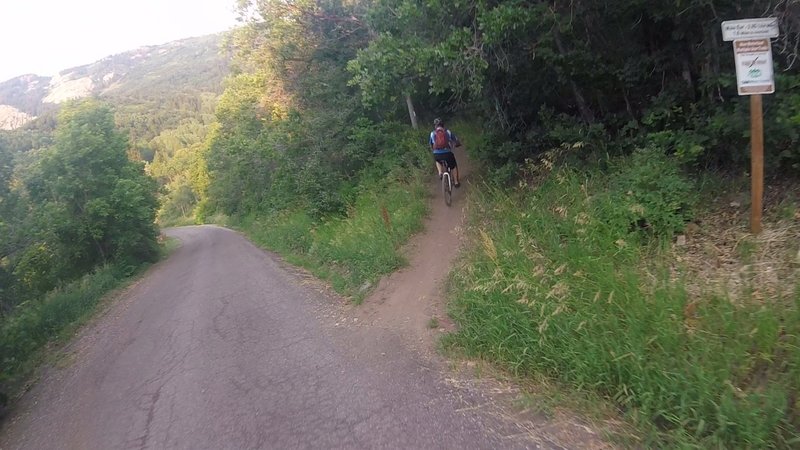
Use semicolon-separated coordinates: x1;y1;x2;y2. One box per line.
205;0;384;218
22;100;159;282
347;0;800;167
0;136;20;313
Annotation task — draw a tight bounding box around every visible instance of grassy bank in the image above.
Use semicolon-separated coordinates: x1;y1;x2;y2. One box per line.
446;153;800;447
233;132;431;302
0;258;161;408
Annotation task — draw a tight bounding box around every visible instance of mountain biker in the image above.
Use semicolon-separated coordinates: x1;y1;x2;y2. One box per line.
430;118;461;188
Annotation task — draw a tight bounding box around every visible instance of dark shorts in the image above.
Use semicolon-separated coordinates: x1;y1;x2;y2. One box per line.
434;152;457;169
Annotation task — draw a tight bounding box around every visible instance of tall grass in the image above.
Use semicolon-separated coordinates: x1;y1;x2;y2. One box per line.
238;153;430;302
447;163;800;447
0;264;140;406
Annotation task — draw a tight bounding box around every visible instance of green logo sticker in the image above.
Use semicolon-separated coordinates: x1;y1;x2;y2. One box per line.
749;68;762;78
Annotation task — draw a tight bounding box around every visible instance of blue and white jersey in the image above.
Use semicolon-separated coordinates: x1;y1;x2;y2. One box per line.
429;128;457;154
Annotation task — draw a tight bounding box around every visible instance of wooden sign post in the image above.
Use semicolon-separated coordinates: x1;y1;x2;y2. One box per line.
750;94;764;234
722;18;779;234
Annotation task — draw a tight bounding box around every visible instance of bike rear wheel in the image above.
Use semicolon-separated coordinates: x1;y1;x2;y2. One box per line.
442;172;452;206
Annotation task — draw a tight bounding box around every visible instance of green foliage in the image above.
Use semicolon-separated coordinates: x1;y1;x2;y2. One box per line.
23;101;159;277
350;0;800;172
239;151;429;300
0;263;142;407
205;48;426;218
0;128;53;157
149;122;212;226
0;134;14;215
1;100;160;317
186;3;800;445
0;34;223;409
766;74;800;169
604;148;696;237
470;108;611;178
204;0;436;302
114;93;218;154
158;184;200;226
0;136;31;314
447;162;800;447
347;33;427;107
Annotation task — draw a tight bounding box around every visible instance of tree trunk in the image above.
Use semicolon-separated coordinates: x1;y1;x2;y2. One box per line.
94;238;107;262
552;28;596;124
405;93;418;129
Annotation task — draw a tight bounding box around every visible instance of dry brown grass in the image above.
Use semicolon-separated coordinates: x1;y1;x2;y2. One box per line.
674;179;800;305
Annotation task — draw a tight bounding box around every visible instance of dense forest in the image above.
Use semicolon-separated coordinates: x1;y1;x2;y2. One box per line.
2;0;799;446
0;101;159;310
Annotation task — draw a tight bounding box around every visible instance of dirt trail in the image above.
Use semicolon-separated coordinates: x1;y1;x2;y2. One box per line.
354;145;471;354
351;146;616;449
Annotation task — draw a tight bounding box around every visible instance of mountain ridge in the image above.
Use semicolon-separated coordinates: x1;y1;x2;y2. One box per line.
0;34;229;130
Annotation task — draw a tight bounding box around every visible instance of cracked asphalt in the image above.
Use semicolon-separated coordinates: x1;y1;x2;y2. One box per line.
0;225;546;450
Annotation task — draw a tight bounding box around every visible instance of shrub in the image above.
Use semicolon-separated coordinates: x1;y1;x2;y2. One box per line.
605;148;696;237
235;121;430;300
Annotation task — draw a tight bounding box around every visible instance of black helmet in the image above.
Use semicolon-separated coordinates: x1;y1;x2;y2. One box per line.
433;118;442;127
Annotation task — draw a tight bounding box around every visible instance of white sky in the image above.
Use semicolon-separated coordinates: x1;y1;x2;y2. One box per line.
0;0;239;82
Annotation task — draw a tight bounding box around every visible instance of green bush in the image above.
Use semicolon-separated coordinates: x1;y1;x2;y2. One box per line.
767;74;800;169
604;148;696;237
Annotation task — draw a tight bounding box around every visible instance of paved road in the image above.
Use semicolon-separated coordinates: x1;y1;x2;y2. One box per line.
0;226;546;449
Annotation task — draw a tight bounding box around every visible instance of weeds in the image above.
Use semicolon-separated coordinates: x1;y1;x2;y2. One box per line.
449;160;800;447
735;237;757;262
237;156;429;302
0;238;180;410
0;264;144;408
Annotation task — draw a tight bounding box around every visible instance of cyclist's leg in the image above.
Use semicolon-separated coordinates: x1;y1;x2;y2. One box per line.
434;153;446;178
446;153;460;186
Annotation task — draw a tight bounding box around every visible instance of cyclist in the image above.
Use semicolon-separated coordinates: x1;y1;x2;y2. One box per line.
429;118;461;188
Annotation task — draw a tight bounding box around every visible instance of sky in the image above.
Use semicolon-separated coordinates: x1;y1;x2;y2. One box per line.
0;0;239;82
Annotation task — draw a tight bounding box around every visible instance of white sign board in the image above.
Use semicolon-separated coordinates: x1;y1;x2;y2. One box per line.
734;39;774;95
722;18;779;41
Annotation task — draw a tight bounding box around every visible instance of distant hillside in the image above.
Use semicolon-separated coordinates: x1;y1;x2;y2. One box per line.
0;34;229;130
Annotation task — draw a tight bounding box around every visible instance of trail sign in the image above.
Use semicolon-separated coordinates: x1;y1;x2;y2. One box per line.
733;39;775;95
722;18;779;41
722;18;780;234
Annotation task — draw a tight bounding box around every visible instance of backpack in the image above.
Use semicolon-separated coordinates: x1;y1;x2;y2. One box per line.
433;126;449;149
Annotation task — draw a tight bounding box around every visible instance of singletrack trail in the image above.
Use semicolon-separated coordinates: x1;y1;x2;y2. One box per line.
354;145;472;354
0;147;610;449
353;146;613;449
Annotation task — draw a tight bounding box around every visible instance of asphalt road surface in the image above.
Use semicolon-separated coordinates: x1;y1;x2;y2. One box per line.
0;226;552;449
